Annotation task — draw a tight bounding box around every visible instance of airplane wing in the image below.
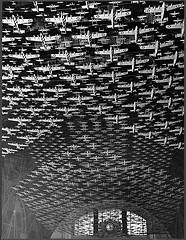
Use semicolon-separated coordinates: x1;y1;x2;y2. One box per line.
8;118;20;122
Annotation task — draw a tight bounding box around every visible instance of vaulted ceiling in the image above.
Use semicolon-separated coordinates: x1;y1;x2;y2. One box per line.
2;1;184;237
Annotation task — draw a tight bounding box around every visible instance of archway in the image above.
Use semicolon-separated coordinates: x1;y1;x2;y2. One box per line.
50;201;171;239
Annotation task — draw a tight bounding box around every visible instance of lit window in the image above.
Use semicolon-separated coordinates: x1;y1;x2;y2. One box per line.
74;209;147;236
127;211;147;235
74;212;94;235
98;208;122;224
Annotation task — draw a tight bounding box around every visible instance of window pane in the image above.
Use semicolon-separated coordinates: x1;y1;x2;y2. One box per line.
127;211;147;235
74;212;94;235
74;209;147;236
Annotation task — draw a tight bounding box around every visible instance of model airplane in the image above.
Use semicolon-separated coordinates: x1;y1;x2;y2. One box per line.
8;52;40;59
80;85;108;95
105;114;129;124
7;86;32;97
52;51;85;59
139;68;153;74
31;1;44;12
21;74;49;82
65;15;83;23
2;147;17;155
32;95;57;105
160;40;174;49
45;12;68;25
88;105;113;114
43;86;71;94
144;2;164;14
99;71;128;79
2;96;21;106
139;27;155;34
136;58;150;65
139;41;159;51
116;8;131;18
2;36;22;42
82;1;101;9
37;117;64;126
103;93;128;102
34;64;65;72
8;142;28;149
166;2;184;11
20;106;43;115
2;127;19;135
72;30;107;43
2;15;33;27
2;105;12;111
2;135;10;140
17;135;37;143
2;64;24;71
4;72;19;80
26;33;60;42
53;107;79;116
117;58;135;68
156;66;169;73
94;9;131;28
61;74;88;81
95;46;128;55
8;117;31;126
119;26;138;39
67;95;93;104
166;20;184;30
118;82;133;92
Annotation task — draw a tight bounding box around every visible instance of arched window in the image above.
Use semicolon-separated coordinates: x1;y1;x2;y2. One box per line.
127;211;147;235
74;208;147;236
74;212;94;236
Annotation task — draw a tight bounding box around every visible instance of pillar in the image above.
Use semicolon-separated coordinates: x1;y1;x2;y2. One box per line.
93;209;98;235
122;210;128;235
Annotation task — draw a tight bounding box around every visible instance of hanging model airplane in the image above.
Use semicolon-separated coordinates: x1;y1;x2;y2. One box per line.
8;117;31;126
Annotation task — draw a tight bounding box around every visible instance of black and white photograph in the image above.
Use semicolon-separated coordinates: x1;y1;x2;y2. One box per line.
2;1;184;239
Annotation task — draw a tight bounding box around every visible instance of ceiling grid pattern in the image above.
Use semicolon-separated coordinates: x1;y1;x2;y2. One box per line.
2;0;184;235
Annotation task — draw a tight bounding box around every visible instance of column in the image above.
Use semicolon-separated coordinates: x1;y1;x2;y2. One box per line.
93;209;98;235
122;210;128;235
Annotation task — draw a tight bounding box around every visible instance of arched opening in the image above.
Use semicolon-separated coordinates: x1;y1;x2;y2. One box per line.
74;208;147;237
50;201;172;239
